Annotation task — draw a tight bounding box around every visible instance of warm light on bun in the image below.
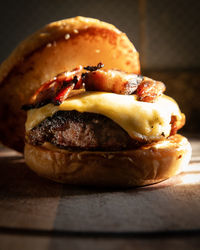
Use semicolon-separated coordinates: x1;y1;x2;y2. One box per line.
0;16;191;187
24;135;191;187
0;16;140;152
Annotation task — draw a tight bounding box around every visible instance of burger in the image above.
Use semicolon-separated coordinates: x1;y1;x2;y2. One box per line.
0;16;191;187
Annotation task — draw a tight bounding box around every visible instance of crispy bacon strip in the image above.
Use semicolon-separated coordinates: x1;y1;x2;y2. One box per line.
22;63;166;110
136;77;166;102
22;66;83;110
53;74;84;105
170;114;185;136
53;83;75;105
84;69;143;94
84;67;165;102
32;66;82;103
170;115;178;136
84;62;104;72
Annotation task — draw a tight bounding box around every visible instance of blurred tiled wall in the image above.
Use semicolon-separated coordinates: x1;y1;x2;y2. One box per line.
0;0;199;132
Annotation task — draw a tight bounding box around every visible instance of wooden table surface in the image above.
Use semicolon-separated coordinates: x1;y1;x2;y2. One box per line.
0;135;200;250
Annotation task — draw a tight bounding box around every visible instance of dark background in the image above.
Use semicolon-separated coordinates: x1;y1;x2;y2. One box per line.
0;0;200;131
0;2;200;249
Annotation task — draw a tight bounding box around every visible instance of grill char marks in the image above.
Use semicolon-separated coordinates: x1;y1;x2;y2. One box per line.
27;111;144;151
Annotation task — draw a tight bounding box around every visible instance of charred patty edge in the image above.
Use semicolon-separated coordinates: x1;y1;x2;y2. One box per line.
26;110;145;151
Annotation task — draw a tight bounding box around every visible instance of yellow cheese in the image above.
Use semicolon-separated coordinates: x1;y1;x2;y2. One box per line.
26;92;183;141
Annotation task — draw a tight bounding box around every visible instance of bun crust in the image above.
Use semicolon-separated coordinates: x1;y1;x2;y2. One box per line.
24;134;191;187
0;16;140;152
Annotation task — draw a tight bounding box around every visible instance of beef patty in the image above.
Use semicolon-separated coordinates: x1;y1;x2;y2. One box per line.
27;110;143;151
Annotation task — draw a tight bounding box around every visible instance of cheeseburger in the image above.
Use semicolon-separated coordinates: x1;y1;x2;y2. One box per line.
0;17;191;187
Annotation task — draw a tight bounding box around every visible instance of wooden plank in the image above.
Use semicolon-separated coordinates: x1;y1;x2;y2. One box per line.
0;137;199;233
0;147;62;230
0;234;49;250
54;179;200;233
42;233;200;250
0;233;200;250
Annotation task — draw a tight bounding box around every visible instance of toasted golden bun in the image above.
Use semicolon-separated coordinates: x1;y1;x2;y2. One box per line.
24;134;191;187
0;16;140;152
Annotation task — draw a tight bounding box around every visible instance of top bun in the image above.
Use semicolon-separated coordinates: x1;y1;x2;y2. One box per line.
0;16;140;152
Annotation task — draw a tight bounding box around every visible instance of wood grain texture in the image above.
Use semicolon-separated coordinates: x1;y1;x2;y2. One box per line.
0;233;49;250
54;181;200;233
1;232;200;250
0;146;62;230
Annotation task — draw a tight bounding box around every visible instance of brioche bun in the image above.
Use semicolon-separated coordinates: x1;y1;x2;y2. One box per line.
24;135;191;187
0;16;140;152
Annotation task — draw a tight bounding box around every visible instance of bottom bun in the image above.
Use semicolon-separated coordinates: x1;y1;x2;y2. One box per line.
24;134;191;187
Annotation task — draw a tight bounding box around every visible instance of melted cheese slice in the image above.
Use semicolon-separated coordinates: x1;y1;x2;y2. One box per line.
26;92;183;141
